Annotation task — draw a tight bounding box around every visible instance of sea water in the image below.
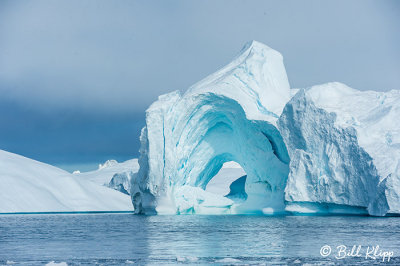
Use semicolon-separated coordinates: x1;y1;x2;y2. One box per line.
0;214;399;265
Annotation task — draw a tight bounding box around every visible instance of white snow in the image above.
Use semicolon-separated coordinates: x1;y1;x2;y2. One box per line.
98;159;118;170
75;158;139;187
74;158;139;195
0;150;133;213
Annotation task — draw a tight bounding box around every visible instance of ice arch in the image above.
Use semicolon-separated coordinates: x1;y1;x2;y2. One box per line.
131;92;290;214
131;41;291;214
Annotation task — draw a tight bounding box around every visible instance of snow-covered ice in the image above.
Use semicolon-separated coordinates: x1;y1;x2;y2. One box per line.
0;150;133;213
74;159;139;191
74;159;139;195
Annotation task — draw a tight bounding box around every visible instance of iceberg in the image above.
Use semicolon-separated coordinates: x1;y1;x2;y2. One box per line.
131;41;291;214
0;149;133;213
2;40;397;216
131;40;400;216
279;83;400;216
75;158;139;195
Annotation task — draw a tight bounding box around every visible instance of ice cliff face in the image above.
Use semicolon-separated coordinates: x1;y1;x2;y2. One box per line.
279;83;400;216
370;162;400;216
132;41;291;214
131;41;400;216
108;171;134;195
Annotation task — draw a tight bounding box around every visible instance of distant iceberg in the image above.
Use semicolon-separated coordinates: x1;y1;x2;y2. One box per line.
0;150;133;213
131;41;400;216
75;158;139;195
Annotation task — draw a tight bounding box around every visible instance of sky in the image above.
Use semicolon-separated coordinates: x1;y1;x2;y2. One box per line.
0;0;399;172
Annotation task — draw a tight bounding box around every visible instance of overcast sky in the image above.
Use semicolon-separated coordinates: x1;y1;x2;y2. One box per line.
0;0;399;171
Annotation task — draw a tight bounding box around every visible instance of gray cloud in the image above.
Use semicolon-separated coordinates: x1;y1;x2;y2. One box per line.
1;0;399;113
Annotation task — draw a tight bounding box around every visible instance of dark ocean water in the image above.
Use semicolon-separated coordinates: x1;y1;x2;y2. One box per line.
0;214;399;265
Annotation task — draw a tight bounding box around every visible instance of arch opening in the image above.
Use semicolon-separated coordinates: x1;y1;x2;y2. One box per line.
205;161;248;203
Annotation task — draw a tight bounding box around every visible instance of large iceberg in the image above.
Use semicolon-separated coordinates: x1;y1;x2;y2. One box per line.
131;41;400;216
132;41;291;214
